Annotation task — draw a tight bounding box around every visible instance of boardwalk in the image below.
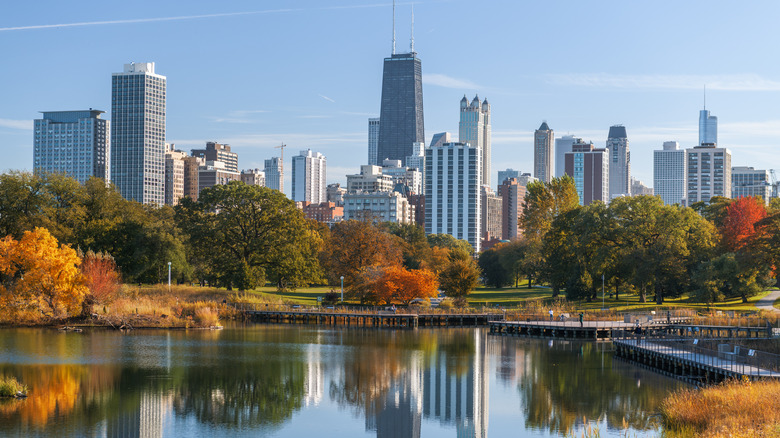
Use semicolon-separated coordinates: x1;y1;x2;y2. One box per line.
614;338;780;384
241;308;504;328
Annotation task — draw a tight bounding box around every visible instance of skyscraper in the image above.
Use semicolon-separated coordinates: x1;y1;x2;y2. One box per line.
606;125;630;199
425;142;482;252
534;122;553;184
111;62;166;205
377;46;424;165
653;141;687;206
499;178;526;240
264;157;283;192
686;143;731;205
33;109;110;183
164;144;185;206
368;117;380;166
291;149;326;203
564;141;609;206
555;135;580;178
191;142;238;173
459;95;491;186
731;166;771;204
497;169;520;187
699;109;718;145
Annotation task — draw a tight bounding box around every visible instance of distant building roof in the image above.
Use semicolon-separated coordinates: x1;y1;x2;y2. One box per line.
538;121;550;131
608;125;627;139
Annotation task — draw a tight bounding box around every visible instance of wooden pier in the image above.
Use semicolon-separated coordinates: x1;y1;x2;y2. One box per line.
614;338;780;384
243;309;504;328
489;320;644;340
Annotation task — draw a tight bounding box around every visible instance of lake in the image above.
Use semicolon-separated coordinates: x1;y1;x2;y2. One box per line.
0;325;686;437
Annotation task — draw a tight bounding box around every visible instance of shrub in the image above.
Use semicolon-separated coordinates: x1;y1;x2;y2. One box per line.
0;376;27;397
194;307;220;327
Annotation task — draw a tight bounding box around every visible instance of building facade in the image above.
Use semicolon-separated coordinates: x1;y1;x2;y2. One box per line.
653;141;687;206
534;122;554;184
382;159;424;195
240;168;266;186
731;166;771;204
564;141;609;206
344;191;414;224
498;178;526;240
111;62;166;205
630;177;654;196
301;201;344;224
347;165;395;193
606;125;630;199
459;95;491;186
183;155;203;201
326;183;347;206
164;146;186;206
368;117;380;166
264;157;283;192
497;169;520;188
480;185;503;244
686;143;731;205
191;142;238;173
291;149;326;203
33;109;110;183
377;52;424;165
197;161;240;194
425;142;482;252
555;135;580;178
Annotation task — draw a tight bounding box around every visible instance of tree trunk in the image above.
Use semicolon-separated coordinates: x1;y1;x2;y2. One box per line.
614;280;620;301
639;285;646;303
742;292;749;304
527;274;532;289
655;283;664;304
552;286;559;298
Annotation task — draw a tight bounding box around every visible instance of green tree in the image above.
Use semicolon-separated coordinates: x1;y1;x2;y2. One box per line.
477;247;510;288
176;182;322;291
439;257;480;307
384;223;432;270
426;234;473;257
521;176;579;239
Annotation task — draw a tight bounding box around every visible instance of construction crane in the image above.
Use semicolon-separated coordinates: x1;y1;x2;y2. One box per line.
274;143;287;193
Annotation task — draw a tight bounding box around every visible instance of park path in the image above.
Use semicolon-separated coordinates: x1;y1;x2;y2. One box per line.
755;290;780;313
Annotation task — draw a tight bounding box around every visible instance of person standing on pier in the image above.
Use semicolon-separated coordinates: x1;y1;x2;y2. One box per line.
579;312;584;327
549;309;553;321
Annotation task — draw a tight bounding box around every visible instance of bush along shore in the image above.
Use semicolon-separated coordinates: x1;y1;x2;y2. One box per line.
0;376;27;398
661;379;780;438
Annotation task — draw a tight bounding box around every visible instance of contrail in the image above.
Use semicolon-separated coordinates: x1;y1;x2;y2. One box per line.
0;2;430;32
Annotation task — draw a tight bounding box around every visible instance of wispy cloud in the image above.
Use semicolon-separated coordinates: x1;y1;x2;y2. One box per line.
208;109;270;124
0;118;32;130
547;73;780;91
0;3;424;32
424;73;482;90
318;94;336;103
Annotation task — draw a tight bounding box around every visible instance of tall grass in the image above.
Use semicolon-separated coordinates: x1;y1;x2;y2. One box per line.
661;379;780;438
0;376;27;397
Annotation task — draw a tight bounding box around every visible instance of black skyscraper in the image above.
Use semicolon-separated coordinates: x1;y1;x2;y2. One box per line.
377;52;424;166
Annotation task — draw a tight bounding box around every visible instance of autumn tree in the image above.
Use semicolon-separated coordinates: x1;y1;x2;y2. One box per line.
438;256;480;307
371;266;438;305
720;196;767;252
80;250;121;303
0;228;87;319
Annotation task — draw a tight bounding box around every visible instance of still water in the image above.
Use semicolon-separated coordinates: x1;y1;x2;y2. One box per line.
0;325;686;437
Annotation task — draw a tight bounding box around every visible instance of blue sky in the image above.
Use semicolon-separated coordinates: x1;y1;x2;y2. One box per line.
2;0;780;194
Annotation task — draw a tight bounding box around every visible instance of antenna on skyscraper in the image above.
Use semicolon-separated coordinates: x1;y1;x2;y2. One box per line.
410;4;415;53
392;0;396;55
703;84;706;110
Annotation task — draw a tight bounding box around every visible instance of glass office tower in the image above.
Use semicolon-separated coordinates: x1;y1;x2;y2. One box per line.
377;52;424;166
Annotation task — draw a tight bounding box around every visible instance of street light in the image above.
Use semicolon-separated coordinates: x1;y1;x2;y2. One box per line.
340;276;344;302
168;262;172;291
602;274;605;310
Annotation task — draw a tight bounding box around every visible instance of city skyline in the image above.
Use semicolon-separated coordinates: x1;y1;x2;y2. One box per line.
3;1;780;195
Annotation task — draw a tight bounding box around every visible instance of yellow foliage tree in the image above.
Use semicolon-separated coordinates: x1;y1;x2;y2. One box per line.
0;227;86;319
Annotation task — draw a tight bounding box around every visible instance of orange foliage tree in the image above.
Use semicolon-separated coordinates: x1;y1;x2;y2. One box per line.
371;266;438;305
721;196;768;252
0;227;87;319
80;250;121;303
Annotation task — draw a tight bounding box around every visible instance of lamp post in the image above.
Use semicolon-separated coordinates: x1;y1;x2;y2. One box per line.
602;274;605;309
168;262;172;291
340;276;344;302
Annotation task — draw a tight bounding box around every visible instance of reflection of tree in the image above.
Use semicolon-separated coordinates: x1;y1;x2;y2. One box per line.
172;360;306;429
517;341;683;434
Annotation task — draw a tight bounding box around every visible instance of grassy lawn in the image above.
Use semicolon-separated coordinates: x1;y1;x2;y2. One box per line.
250;285;333;306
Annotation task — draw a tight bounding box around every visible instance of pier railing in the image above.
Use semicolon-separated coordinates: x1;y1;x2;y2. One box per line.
613;330;780;377
229;302;508;317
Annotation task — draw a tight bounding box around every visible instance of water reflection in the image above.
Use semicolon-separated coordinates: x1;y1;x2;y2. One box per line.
0;327;684;437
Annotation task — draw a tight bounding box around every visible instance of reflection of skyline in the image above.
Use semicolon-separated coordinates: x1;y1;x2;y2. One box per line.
106;391;172;438
304;341;324;406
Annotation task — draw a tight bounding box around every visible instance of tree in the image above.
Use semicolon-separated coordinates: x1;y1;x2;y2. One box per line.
80;250;121;303
383;223;432;270
320;219;401;291
177;182;322;291
478;246;510;288
720;196;767;252
426;234;473;257
521;176;579;239
0;227;87;318
438;258;480;307
0;172;52;239
371;266;438;305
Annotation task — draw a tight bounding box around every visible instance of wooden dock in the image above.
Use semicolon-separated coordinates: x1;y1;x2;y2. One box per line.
242;309;504;328
490;320;646;340
614;338;780;384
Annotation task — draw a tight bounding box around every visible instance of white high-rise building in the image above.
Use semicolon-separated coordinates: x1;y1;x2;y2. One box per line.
555;135;579;178
686;143;731;205
699;109;718;146
264;157;283;192
653;141;687;206
111;62;166;205
33;110;110;183
732;166;771;204
368;117;380;166
459;95;491;186
164;145;186;206
606;125;630;199
291;149;326;203
425;142;482;252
